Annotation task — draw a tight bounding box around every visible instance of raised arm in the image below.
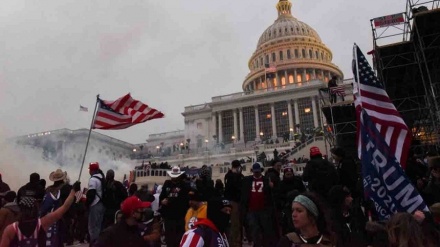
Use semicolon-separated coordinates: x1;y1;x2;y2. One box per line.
41;181;81;231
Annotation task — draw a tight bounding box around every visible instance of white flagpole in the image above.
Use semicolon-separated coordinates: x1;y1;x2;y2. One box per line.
78;94;100;181
353;43;363;107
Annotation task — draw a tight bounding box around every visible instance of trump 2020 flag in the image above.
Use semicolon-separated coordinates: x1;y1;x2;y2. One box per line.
361;109;428;219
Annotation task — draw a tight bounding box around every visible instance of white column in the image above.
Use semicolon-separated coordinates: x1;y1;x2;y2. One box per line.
218;111;223;143
239;108;244;142
284;70;288;85
271;103;277;139
311;96;318;128
255;106;260;140
211;114;216;141
303;69;307;82
294;99;300;126
233;109;238;141
294;69;298;83
321;70;325;80
275;72;280;88
287;100;294;130
312;69;316;79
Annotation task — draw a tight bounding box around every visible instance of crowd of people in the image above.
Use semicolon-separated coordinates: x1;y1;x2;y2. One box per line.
1;145;440;246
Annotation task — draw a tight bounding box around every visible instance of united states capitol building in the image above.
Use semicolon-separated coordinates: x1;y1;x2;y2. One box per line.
137;0;353;168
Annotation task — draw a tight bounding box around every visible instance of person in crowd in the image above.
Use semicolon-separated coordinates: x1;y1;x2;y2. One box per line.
40;169;72;247
214;179;224;198
0;191;19;238
129;183;138;196
74;189;89;244
39;179;46;190
17;173;45;205
386;212;428;247
328;185;367;247
86;162;106;245
95;196;152;247
136;184;155;203
138;206;161;247
151;185;162;216
280;190;300;235
0;174;10;195
278;192;336;247
423;156;440;206
405;149;429;192
240;162;277;247
303;147;339;200
331;147;358;195
279;167;305;206
159;166;190;247
179;198;232;246
224;160;244;247
196;166;214;201
328;76;338;104
0;181;80;246
184;189;207;231
102;169;128;229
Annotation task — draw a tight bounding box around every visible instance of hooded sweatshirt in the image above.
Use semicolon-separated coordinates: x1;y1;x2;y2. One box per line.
0;202;20;237
179;218;229;247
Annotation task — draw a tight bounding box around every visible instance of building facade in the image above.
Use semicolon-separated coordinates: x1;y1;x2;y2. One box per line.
182;0;349;151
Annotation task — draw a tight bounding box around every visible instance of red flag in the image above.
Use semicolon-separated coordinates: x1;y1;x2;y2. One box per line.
92;94;164;130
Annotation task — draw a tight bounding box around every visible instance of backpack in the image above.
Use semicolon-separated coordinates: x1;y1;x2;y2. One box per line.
91;175;108;207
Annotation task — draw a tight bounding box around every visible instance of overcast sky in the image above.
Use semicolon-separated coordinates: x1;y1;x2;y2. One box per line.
0;0;407;144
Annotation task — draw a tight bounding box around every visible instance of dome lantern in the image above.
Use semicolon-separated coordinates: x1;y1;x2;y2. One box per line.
277;0;293;17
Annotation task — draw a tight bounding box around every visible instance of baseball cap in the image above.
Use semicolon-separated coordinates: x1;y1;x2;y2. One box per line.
252;162;263;172
120;196;151;216
89;162;100;171
310;146;322;156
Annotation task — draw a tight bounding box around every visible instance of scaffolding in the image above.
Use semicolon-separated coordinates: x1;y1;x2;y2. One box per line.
371;0;440;152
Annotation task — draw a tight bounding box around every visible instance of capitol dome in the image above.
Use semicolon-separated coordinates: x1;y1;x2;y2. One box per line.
243;0;343;92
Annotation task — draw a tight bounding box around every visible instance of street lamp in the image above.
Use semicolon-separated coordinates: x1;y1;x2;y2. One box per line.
289;128;294;140
133;148;137;152
259;132;264;142
231;136;236;147
205;139;209;151
156;145;160;154
180;142;184;154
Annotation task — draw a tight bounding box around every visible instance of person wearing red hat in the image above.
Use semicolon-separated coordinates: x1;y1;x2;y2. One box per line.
86;162;106;245
303;147;339;200
95;196;152;247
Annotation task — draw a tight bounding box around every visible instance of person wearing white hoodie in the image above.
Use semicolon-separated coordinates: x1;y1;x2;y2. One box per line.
151;185;162;216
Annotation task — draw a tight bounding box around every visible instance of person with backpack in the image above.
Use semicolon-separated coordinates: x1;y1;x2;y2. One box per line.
302;147;339;200
86;162;106;246
0;181;81;247
102;169;128;229
39;169;72;247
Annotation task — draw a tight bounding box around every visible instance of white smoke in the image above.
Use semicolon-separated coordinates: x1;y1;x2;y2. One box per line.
0;134;134;191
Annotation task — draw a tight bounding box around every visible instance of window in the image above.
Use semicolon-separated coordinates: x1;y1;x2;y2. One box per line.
272;53;276;62
287;50;291;59
315;51;319;59
321;52;324;60
279;51;283;61
260;57;263;67
289;75;294;83
221;110;234;144
265;55;269;64
309;50;313;59
295;49;299;58
243;106;256;142
302;49;306;58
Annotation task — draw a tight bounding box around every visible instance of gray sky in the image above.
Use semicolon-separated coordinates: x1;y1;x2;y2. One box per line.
0;0;406;144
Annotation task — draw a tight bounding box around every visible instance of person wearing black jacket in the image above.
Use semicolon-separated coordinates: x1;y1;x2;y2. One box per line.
17;173;45;205
224;160;244;247
331;147;358;197
159;166;189;247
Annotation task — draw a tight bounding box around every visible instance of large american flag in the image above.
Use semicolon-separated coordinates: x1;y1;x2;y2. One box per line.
353;44;411;168
93;94;164;130
329;85;346;96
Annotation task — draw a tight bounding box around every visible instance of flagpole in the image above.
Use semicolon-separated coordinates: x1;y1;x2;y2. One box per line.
78;94;100;181
354;43;363;106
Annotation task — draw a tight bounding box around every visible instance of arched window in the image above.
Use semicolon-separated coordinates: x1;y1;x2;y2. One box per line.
281;76;286;86
260;57;263;67
272;53;276;62
309;50;313;59
321;52;324;60
297;74;302;83
302;49;306;58
289;75;294;83
315;51;319;59
279;51;283;61
294;49;299;58
287;50;291;59
265;55;269;64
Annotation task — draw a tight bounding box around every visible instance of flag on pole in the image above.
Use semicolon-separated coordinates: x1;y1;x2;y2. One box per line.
360;109;428;219
329;85;346;96
79;105;88;112
92;93;164;130
353;44;411;168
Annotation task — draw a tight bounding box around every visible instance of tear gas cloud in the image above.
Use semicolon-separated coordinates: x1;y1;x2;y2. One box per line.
0;131;133;191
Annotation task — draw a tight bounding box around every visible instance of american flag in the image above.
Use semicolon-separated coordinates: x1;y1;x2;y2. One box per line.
79;105;88;112
353;44;411;168
329;85;346;96
265;63;277;73
92;93;164;130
